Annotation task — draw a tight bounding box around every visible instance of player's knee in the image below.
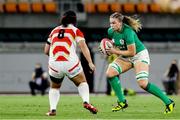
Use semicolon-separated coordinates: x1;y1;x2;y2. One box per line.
106;63;122;78
74;80;86;86
78;82;88;88
138;80;148;89
136;71;149;89
106;71;115;78
49;75;63;88
51;82;61;88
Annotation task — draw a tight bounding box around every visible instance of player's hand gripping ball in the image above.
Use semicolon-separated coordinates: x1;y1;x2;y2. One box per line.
99;38;113;55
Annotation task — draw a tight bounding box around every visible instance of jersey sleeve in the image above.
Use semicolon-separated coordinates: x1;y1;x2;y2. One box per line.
75;29;85;43
107;28;113;39
125;28;135;45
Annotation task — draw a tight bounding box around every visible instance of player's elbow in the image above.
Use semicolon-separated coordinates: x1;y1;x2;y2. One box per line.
127;44;136;57
131;52;136;56
44;44;50;56
44;50;49;56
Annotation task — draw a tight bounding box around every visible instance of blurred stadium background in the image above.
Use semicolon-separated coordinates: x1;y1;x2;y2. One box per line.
0;0;180;94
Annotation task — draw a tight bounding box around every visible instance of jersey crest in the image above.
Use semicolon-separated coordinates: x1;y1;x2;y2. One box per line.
119;39;125;45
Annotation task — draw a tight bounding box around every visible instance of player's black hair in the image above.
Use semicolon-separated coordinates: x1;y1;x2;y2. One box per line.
61;10;77;27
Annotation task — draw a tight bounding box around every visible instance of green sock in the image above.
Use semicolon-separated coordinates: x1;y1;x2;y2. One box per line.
146;82;171;105
108;76;125;102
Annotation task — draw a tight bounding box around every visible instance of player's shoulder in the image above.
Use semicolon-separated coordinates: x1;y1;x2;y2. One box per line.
123;24;132;30
107;27;114;35
123;24;135;34
68;24;82;33
50;26;61;32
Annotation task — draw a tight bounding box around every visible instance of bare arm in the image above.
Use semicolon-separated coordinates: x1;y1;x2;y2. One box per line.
44;43;50;56
107;44;136;57
32;72;35;81
78;40;95;71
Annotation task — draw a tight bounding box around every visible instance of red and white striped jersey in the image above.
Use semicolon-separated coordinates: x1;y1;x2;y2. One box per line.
47;24;85;61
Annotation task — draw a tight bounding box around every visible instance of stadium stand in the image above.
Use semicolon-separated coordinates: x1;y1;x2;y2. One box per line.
76;2;84;12
95;0;109;13
43;0;57;13
149;1;161;13
176;8;180;13
4;0;17;13
170;0;180;13
117;0;127;4
136;1;148;13
96;2;109;13
81;0;180;14
123;1;135;13
0;0;4;13
107;0;122;12
18;0;31;13
62;2;71;12
31;0;44;13
0;0;179;14
83;0;96;13
109;2;121;12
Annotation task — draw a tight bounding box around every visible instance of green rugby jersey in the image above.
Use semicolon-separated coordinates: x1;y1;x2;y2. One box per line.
108;24;146;54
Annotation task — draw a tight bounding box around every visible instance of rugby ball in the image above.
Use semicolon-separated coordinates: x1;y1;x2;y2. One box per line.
100;38;113;55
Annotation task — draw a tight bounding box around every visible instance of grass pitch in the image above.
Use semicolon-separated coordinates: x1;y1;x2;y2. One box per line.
0;94;179;119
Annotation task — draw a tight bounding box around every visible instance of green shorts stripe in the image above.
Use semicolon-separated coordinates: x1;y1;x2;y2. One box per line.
141;60;149;64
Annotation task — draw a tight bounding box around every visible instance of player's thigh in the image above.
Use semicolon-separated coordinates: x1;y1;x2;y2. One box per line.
48;61;65;88
49;75;64;88
106;57;133;78
70;71;87;86
48;72;64;89
134;61;149;73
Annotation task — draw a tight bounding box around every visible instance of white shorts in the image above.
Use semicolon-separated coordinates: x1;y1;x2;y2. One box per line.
129;49;150;65
48;59;83;79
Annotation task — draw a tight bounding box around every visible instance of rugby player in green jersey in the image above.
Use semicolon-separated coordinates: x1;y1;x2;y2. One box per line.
100;12;175;114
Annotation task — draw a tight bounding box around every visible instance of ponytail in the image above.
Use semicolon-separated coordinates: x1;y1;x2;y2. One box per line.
123;16;142;32
110;12;142;32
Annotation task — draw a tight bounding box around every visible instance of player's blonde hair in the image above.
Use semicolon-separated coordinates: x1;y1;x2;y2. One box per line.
110;12;142;32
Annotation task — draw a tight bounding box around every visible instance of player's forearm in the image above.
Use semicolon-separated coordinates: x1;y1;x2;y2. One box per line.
81;46;93;64
116;50;135;57
44;52;49;56
116;44;136;57
44;44;50;56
